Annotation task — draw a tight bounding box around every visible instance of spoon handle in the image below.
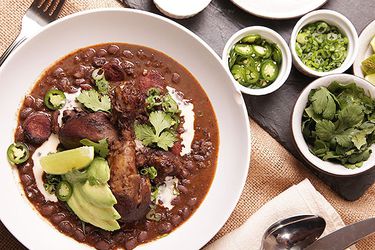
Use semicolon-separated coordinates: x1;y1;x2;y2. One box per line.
305;217;375;250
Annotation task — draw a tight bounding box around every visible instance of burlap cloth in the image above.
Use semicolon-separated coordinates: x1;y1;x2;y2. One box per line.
0;1;374;249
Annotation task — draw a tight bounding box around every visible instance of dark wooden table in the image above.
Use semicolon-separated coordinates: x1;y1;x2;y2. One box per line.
124;0;375;201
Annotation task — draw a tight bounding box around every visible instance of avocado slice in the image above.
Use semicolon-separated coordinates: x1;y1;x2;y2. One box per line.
81;181;117;208
67;189;120;231
73;183;121;221
86;157;110;185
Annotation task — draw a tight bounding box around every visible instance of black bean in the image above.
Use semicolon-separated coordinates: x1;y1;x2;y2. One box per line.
145;60;151;66
53;67;65;78
25;185;39;200
73;55;81;64
58;221;74;235
74;78;86;86
20;174;33;186
193;155;205;162
122;60;135;75
24;95;35;107
34;98;44;110
73;228;86;242
97;49;108;57
137;49;147;60
157;222;173;234
123;50;134;58
125;237;137;250
82;48;96;59
19;162;33;174
20;108;34;120
107;45;120;55
170;214;182;226
40;204;56;216
72;65;87;78
93;57;107;67
177;185;188;194
137;231;148;242
95;240;111;250
187;197;198;207
178;207;190;219
14;126;24;142
172;73;181;83
51;212;67;224
171;196;181;206
80;84;93;91
180;169;189;178
181;179;191;185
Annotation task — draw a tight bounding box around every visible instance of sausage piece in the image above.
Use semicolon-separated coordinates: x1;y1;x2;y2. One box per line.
23;112;52;145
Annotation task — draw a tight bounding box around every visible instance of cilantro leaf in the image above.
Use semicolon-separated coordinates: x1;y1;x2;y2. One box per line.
352;131;367;150
315;120;335;141
135;124;157;146
334;128;357;148
157;131;177;151
310;87;336;120
80;138;109;158
336;105;363;131
134;111;178;150
76;89;111;112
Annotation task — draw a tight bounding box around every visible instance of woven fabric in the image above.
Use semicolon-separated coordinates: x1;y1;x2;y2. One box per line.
0;1;374;249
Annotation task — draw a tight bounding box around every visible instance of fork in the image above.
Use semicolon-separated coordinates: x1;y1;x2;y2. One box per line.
0;0;65;66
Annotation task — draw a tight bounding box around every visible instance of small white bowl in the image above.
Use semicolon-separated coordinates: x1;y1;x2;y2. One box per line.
290;10;359;77
222;26;292;95
292;74;375;177
154;0;212;19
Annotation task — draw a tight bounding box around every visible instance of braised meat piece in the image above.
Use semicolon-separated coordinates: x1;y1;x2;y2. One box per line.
59;110;117;149
111;80;146;129
139;69;166;91
108;130;151;223
109;82;151;222
136;149;189;184
23;111;52;145
103;62;125;82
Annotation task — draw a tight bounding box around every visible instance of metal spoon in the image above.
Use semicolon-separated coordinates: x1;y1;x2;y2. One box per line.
260;215;326;250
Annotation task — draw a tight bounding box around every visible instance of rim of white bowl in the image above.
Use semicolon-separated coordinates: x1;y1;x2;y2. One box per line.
292;73;375;177
222;26;292;96
0;8;251;250
290;9;359;78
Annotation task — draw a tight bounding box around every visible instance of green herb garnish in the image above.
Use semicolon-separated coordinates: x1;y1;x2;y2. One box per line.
44;174;62;194
135;111;178;151
140;166;158;180
302;81;375;168
296;21;348;72
77;89;111;112
80;138;109;158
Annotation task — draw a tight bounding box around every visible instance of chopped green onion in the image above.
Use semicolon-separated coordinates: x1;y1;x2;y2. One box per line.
140;166;158;180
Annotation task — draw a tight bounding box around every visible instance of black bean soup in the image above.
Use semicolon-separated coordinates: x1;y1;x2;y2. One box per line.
13;43;218;250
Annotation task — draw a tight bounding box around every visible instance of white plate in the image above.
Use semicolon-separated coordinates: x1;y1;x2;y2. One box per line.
0;9;251;250
230;0;327;19
353;20;375;78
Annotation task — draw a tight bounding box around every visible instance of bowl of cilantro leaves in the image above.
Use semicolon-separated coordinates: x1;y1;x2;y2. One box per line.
292;74;375;176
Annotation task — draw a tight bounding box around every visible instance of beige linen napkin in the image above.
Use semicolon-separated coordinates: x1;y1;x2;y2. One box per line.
206;179;354;250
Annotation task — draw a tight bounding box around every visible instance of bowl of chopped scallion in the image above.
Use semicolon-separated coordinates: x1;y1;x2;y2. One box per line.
290;10;358;77
292;74;375;176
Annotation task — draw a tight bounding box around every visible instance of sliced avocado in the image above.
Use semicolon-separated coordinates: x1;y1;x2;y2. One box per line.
67;189;120;231
74;183;121;221
81;181;117;208
87;157;110;185
362;54;375;75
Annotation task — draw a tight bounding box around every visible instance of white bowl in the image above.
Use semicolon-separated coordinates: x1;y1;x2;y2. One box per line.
290;10;359;77
353;20;375;78
222;26;292;96
0;9;251;250
292;74;375;176
154;0;212;19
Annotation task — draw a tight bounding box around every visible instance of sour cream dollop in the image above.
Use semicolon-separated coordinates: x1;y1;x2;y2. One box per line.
167;86;195;156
